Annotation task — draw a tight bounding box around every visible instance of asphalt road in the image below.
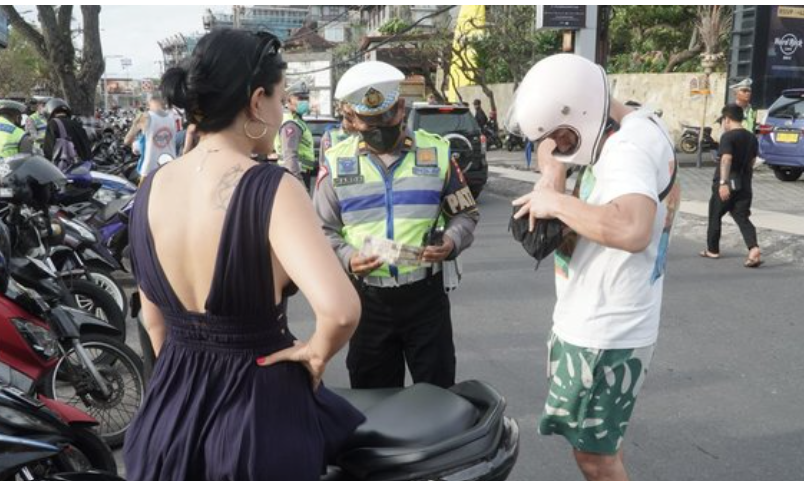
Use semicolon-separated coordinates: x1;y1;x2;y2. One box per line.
118;190;804;480
286;191;804;481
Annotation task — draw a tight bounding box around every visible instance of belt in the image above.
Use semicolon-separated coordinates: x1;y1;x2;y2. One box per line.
361;263;442;288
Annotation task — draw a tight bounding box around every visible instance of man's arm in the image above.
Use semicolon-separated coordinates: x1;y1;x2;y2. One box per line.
440;158;479;256
124;113;146;146
720;153;733;182
313;163;357;271
280;122;302;179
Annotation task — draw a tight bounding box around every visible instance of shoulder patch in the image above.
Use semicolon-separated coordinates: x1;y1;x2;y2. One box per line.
415;147;438;167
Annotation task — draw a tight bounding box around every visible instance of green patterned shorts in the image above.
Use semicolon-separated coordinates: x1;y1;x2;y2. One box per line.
538;332;655;455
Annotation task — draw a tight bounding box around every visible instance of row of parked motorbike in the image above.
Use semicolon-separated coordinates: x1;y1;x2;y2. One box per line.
1;132;141;480
2;126;521;481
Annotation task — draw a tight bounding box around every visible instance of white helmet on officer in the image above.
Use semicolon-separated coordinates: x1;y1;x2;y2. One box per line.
335;61;405;117
511;54;610;166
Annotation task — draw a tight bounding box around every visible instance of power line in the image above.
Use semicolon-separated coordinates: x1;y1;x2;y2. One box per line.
286;5;454;77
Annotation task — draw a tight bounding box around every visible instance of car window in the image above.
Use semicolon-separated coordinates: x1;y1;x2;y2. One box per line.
414;110;479;135
769;97;804;119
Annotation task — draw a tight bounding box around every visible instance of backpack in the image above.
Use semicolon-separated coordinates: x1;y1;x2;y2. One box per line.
52;118;80;170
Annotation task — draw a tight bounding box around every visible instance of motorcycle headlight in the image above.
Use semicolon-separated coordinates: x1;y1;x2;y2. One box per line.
11;318;59;359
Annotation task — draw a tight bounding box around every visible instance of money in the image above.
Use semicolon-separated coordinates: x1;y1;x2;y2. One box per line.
360;236;423;267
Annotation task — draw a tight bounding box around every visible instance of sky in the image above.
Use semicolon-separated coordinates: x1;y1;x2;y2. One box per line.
16;5;227;79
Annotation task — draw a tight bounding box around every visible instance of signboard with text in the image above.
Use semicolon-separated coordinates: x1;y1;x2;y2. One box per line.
766;5;804;78
537;5;587;30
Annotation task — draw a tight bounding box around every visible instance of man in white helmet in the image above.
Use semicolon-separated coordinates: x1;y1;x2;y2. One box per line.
314;61;479;389
511;54;681;481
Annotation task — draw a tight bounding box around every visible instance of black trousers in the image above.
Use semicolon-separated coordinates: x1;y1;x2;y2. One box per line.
347;273;456;389
707;183;758;253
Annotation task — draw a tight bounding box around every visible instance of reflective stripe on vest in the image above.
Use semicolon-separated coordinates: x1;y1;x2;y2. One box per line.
0;118;25;159
325;130;449;280
274;112;315;171
30;113;47;141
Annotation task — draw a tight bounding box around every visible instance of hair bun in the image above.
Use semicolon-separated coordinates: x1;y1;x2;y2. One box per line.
161;67;189;110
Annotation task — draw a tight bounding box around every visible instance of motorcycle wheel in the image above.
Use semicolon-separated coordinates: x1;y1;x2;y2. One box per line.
506;139;514;152
43;334;146;448
679;136;698;154
85;267;128;319
66;278;127;339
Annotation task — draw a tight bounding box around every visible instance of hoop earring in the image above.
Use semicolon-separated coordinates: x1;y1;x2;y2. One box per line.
244;117;269;140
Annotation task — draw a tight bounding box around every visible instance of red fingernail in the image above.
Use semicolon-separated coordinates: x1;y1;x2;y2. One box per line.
256;357;269;366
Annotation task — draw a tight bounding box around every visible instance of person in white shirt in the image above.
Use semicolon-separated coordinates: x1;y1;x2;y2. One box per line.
124;93;180;178
511;54;682;481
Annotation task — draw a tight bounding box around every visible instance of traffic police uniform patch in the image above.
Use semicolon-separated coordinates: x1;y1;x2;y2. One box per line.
335;157;364;186
413;147;441;176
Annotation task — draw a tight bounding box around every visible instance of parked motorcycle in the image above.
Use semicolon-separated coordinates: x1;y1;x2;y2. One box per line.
678;124;719;154
0;386;120;480
505;132;526;151
0;275;145;448
325;381;519;481
482;120;503;150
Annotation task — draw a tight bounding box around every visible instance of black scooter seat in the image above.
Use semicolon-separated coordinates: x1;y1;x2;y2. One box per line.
337;383;478;450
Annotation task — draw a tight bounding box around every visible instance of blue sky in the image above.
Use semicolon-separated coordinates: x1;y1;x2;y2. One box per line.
16;5;226;79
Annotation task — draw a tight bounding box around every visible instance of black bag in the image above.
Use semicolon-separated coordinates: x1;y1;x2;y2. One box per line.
509;211;565;263
728;172;742;192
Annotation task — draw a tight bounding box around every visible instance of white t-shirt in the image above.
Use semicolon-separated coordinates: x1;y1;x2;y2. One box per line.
552;109;681;350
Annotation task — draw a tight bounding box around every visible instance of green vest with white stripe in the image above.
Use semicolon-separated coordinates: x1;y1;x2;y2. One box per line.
325;130;449;280
0;117;26;159
29;112;47;143
274;112;315;172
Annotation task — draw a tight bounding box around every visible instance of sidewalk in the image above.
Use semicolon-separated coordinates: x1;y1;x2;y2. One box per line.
486;150;804;236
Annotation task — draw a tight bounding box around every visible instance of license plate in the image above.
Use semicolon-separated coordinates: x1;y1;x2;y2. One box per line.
777;132;800;143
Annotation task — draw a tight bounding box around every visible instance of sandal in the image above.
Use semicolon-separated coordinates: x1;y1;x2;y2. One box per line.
699;250;720;259
744;257;763;268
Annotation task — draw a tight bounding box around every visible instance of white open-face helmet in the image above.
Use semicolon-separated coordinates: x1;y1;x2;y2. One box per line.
511;54;610;165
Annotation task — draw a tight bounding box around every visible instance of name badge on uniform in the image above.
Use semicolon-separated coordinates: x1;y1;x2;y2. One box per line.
334;157;364;186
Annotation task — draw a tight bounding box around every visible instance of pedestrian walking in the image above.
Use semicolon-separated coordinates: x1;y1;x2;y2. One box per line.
700;104;762;267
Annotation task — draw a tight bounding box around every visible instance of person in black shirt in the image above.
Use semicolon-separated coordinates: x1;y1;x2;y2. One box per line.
701;104;762;267
473;99;488;129
43;98;92;165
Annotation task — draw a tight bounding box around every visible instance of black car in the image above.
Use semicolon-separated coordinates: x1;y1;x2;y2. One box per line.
407;103;488;198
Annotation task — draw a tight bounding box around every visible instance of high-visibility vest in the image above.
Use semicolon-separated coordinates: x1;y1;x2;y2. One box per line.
28;112;47;143
274;112;315;172
0;117;26;159
324;130;449;280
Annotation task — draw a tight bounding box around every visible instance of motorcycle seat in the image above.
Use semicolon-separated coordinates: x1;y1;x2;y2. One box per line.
340;383;479;450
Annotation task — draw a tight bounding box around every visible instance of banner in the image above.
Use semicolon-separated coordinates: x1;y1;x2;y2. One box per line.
767;6;804;78
447;5;485;103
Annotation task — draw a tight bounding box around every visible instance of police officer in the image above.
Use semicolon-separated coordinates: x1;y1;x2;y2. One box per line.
26;98;49;152
317;103;352;176
275;81;315;189
314;61;479;389
730;78;757;132
0;100;34;159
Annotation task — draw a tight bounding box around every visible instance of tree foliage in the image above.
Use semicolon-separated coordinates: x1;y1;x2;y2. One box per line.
608;6;732;73
0;6;104;115
0;28;58;96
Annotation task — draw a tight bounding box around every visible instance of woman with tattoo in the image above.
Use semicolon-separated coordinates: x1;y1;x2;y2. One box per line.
123;29;364;481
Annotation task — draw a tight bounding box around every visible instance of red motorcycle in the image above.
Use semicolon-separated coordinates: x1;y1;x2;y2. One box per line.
0;272;144;448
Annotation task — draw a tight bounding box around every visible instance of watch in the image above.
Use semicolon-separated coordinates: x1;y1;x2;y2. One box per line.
719;180;727;185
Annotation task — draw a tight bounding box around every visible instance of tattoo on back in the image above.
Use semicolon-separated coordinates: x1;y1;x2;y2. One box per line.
214;165;245;211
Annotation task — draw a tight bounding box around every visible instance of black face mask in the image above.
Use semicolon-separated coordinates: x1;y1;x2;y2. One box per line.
362;123;402;153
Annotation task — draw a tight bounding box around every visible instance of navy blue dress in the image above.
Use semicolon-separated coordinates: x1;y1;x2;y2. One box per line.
123;163;365;481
